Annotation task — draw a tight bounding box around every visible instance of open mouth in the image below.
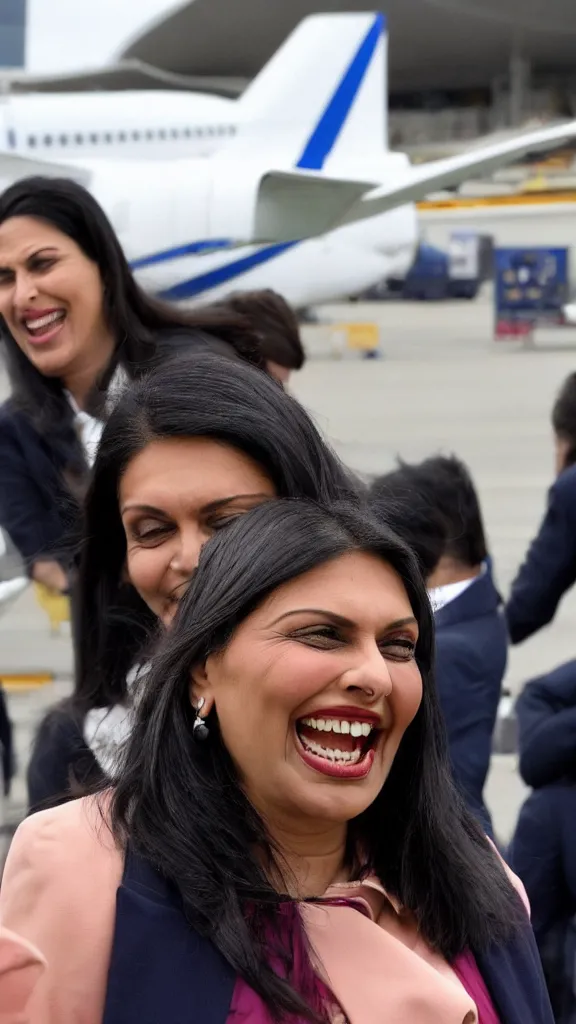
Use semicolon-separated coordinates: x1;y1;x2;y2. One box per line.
295;711;381;779
23;309;66;339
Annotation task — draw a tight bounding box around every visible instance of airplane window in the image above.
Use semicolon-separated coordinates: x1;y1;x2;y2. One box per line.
183;127;191;138
104;132;113;144
170;128;179;139
118;131;127;142
28;135;37;147
75;133;83;145
89;133;98;144
158;129;166;140
131;131;140;141
197;127;204;137
145;129;154;140
59;134;68;146
7;129;16;148
44;135;53;146
206;127;214;136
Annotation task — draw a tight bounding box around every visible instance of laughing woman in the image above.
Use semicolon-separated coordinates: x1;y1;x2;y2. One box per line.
0;176;261;592
1;501;552;1024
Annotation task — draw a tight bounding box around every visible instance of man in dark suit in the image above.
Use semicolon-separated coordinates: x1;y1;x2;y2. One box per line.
370;456;507;836
507;371;576;644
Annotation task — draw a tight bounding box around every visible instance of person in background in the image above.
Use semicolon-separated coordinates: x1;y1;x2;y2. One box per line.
2;500;551;1024
223;288;305;384
26;354;359;813
0;176;262;596
507;372;576;644
509;664;576;1020
370;455;506;836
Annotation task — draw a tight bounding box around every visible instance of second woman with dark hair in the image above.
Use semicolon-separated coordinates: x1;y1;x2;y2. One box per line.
26;353;359;811
3;500;551;1022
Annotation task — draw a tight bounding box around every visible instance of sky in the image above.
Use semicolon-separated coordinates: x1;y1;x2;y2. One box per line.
25;0;184;74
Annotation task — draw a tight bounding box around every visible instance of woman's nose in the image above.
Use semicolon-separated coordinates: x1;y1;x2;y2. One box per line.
342;645;393;699
14;271;38;307
169;528;205;576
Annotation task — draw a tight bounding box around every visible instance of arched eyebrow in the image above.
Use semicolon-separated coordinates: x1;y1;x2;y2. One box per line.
269;610;418;631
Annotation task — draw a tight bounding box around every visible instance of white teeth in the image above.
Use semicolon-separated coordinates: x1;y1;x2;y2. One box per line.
25;311;64;330
300;734;362;764
300;717;373;737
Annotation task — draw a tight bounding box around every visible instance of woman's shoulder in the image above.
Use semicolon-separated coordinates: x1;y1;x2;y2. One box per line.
3;795;121;891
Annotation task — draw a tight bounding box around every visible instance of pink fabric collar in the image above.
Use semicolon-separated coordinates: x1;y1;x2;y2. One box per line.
229;876;500;1023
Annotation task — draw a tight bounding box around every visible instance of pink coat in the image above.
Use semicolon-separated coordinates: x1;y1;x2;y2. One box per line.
0;797;527;1024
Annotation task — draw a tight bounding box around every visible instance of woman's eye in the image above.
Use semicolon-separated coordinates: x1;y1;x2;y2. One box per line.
131;522;172;544
290;626;342;648
379;637;417;662
31;258;56;272
208;514;242;531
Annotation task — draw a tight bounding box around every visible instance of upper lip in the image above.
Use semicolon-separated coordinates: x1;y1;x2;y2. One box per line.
297;706;383;727
21;307;64;321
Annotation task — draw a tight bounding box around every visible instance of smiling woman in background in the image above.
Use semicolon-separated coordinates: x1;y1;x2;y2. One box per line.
26;354;358;813
0;175;261;594
2;500;552;1023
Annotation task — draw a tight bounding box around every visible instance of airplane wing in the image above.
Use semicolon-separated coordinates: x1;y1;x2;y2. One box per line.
335;120;576;227
0;151;92;188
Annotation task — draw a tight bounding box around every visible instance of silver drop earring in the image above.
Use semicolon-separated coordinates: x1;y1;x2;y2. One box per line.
193;697;210;743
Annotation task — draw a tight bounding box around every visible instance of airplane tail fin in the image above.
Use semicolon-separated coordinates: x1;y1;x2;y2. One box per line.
235;12;388;174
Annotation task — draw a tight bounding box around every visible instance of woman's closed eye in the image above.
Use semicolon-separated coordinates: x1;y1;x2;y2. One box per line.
379;635;417;662
29;256;57;273
288;625;344;648
128;519;174;544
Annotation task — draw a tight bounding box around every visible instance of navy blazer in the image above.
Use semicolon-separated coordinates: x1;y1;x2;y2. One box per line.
102;849;554;1024
506;465;576;644
509;784;576;945
0;401;78;571
516;659;576;789
434;571;507;835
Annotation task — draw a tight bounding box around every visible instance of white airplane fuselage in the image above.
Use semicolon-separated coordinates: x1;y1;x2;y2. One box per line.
0;87;418;306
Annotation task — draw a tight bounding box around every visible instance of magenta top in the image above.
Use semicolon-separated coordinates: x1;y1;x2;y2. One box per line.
227;877;503;1023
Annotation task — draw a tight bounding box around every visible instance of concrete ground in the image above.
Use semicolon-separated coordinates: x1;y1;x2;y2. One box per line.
3;290;576;847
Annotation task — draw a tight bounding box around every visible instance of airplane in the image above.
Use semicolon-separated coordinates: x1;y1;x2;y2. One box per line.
3;12;576;309
0;90;237;161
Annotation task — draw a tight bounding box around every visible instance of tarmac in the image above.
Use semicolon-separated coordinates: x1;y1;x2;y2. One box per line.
3;288;576;847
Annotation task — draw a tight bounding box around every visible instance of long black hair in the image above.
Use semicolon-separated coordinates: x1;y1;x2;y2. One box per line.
0;176;261;476
111;499;525;1022
76;353;361;716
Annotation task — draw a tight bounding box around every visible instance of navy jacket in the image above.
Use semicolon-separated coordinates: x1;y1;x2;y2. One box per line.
516;659;576;789
0;402;78;571
434;571;507;835
26;705;102;814
102;848;554;1024
507;466;576;644
510;785;576;945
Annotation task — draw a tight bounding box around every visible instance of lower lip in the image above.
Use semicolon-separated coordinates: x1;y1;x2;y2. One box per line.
295;731;376;780
24;318;66;346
